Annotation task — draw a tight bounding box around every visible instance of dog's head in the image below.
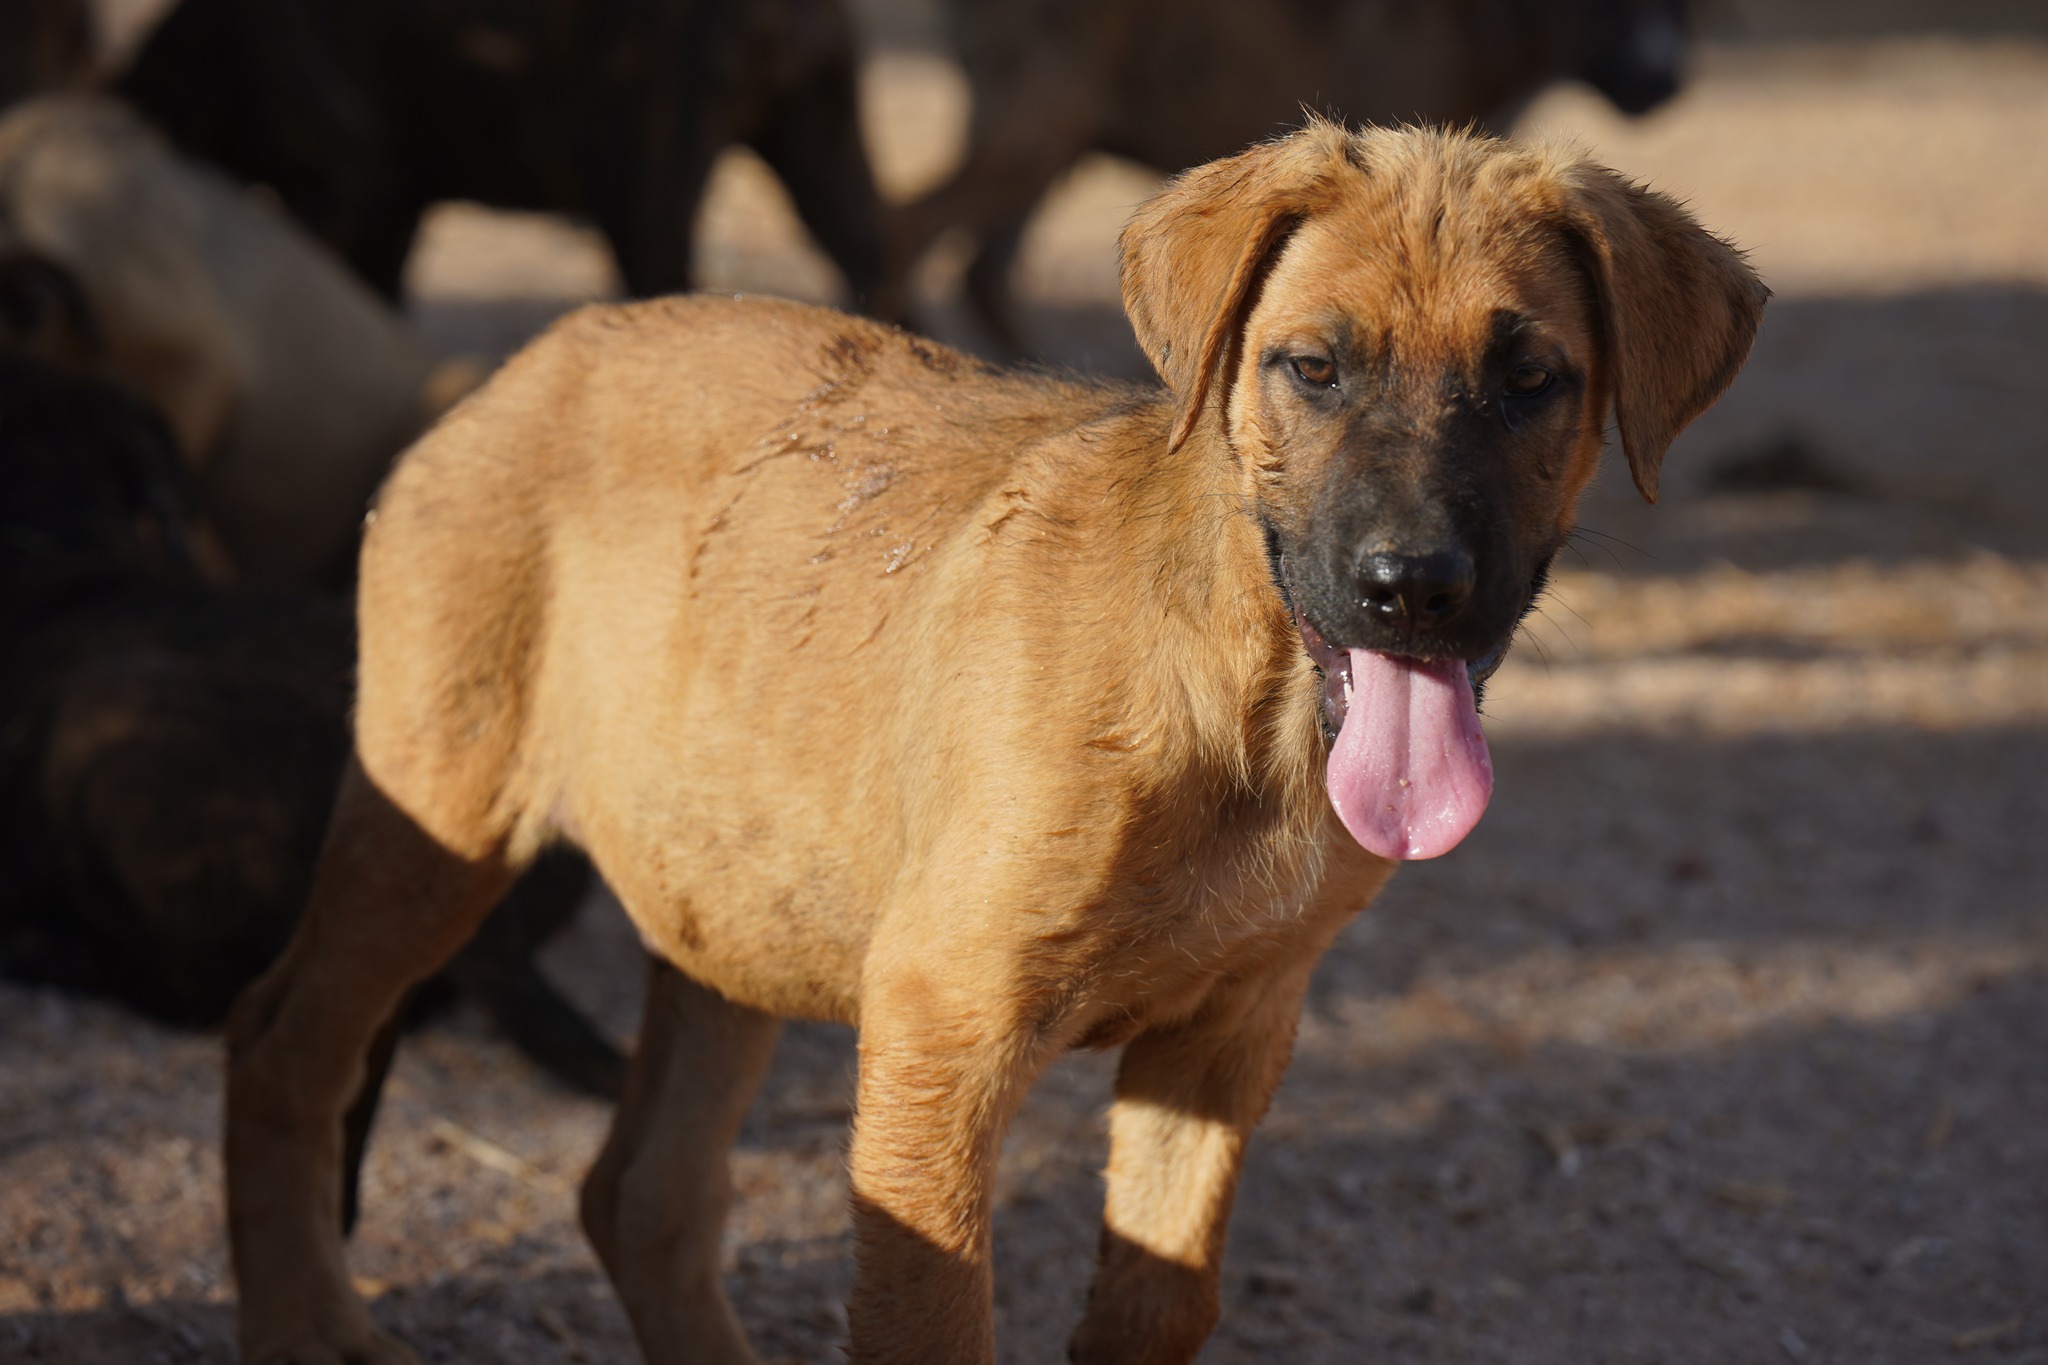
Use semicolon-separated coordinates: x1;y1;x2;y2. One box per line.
1120;122;1765;858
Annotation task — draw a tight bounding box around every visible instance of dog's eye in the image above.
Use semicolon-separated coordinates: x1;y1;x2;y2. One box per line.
1291;355;1338;388
1503;364;1553;398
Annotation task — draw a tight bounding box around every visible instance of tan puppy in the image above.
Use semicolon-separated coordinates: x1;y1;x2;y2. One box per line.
225;123;1766;1364
0;95;460;586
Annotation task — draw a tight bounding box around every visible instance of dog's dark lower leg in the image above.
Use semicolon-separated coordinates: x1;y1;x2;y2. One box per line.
446;848;626;1098
339;1002;405;1237
581;956;780;1365
964;214;1033;358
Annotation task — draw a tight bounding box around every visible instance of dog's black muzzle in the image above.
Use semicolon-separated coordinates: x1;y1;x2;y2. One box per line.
1263;513;1547;720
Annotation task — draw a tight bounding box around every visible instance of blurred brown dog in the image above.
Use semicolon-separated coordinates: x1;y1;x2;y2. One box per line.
226;123;1764;1364
890;0;1691;349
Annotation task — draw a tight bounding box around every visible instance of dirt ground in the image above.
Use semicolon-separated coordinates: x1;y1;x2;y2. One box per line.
4;8;2047;1364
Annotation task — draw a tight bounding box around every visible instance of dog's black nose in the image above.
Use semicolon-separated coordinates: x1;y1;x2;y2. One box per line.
1356;549;1474;628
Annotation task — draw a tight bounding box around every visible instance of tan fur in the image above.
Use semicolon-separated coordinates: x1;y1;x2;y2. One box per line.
0;95;468;585
225;124;1765;1365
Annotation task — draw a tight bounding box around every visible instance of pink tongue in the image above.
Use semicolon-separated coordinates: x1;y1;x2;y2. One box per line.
1326;650;1493;861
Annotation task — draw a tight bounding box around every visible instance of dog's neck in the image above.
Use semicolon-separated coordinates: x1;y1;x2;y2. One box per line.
1020;393;1326;836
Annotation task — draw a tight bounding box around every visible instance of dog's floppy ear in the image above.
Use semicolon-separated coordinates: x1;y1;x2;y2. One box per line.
1562;168;1770;503
1120;126;1349;452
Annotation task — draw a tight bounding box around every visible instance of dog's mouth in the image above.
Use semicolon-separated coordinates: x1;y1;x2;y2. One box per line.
1289;605;1497;863
1294;610;1508;740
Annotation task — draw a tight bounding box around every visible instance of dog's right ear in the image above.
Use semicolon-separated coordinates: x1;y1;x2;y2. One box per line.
1120;125;1349;452
1561;167;1770;503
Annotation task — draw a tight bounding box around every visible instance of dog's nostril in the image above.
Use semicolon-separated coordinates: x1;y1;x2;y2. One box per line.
1357;550;1474;628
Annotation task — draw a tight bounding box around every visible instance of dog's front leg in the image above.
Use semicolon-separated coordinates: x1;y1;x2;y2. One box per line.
1067;959;1320;1365
843;969;1051;1365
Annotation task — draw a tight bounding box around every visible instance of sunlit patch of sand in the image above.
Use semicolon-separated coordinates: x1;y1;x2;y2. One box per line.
1492;555;2048;736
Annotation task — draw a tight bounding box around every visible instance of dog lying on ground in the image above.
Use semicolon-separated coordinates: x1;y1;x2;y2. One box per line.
225;122;1765;1363
118;0;887;310
888;0;1691;350
0;95;463;587
0;353;624;1098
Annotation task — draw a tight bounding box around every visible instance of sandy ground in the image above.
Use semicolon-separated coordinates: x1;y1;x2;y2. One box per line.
5;13;2047;1365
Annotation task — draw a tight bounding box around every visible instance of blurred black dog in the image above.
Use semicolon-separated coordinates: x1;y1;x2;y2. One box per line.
117;0;886;308
0;342;625;1097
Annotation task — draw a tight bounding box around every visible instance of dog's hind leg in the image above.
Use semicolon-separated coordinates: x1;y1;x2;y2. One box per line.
225;759;523;1365
962;213;1034;359
580;956;781;1365
745;10;887;315
1066;958;1322;1365
446;848;628;1099
339;1003;406;1238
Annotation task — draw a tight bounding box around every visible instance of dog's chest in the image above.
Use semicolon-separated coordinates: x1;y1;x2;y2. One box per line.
1026;809;1383;1043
